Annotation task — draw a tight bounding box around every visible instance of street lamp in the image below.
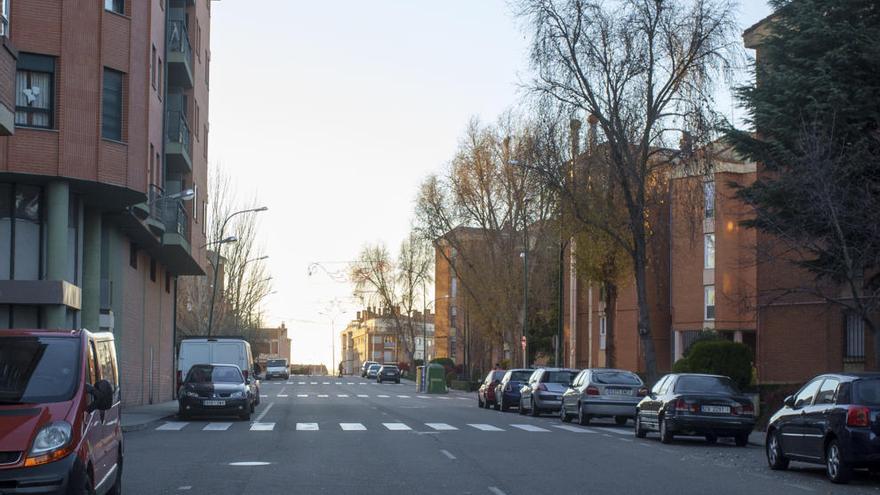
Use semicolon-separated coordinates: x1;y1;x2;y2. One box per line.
207;206;268;336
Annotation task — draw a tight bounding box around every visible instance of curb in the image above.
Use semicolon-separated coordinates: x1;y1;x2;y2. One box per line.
121;414;175;433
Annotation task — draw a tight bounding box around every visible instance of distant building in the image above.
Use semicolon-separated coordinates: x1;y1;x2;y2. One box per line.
339;307;434;374
250;323;291;368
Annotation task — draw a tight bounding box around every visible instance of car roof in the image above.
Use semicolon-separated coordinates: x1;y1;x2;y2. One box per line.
815;372;880;381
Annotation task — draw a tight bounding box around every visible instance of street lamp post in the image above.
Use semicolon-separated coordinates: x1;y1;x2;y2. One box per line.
206;206;268;336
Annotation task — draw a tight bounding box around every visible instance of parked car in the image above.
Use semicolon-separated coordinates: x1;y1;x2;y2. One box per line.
366;363;381;379
0;329;123;494
493;369;533;411
178;364;255;420
361;361;379;378
478;370;506;409
377;364;401;383
635;373;755;446
265;359;290;380
766;373;880;484
561;368;646;425
178;337;260;406
520;368;579;417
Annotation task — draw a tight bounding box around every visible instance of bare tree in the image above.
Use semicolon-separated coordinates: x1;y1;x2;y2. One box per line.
515;0;738;381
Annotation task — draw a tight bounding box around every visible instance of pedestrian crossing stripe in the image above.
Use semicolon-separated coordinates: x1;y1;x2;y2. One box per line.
511;424;550;432
397;395;410;398
277;394;288;397
298;382;306;385
468;424;504;431
594;427;631;435
156;422;188;431
250;423;274;431
297;394;308;397
317;394;329;398
552;425;596;433
417;396;431;399
383;423;411;431
202;422;232;431
357;394;368;397
310;382;317;385
377;395;389;398
337;394;349;397
340;423;366;431
296;423;319;431
426;423;457;431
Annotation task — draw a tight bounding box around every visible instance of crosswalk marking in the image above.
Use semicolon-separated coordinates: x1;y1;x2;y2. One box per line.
457;397;470;400
397;395;410;398
298;382;305;385
335;382;342;385
296;423;319;431
318;394;329;398
511;424;550;432
310;382;317;385
250;422;275;431
337;394;349;398
383;423;411;431
553;425;596;433
417;395;430;399
468;424;504;431
203;422;232;431
322;382;330;385
426;423;458;431
277;394;288;397
340;423;366;431
595;427;631;436
377;394;389;398
156;422;188;431
297;394;308;397
260;394;268;398
357;394;369;398
436;397;450;400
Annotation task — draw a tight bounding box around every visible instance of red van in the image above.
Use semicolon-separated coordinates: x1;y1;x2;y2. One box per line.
0;329;123;494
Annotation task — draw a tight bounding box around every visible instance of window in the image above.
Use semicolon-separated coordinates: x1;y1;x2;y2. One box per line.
129;242;138;269
816;379;840;405
149;258;156;282
102;69;124;141
87;341;98;385
704;286;716;320
15;54;55;129
206;50;210;86
1;184;43;280
165;271;171;293
194;103;200;139
202;201;207;236
704;180;715;219
96;341;118;391
704;233;715;269
193;185;198;221
158;59;163;99
104;0;124;14
793;379;823;409
1;0;9;37
151;45;157;89
846;313;866;360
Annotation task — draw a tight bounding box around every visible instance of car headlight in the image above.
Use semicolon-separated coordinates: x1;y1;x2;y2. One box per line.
25;421;72;467
184;390;199;398
230;391;246;398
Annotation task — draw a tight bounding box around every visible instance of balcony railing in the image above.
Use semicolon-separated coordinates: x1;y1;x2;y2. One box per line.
146;184;164;219
161;199;189;239
166;111;191;157
166;20;192;65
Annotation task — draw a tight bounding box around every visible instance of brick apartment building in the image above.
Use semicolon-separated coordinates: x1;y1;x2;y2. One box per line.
339;307;434;374
251;323;292;368
0;0;213;406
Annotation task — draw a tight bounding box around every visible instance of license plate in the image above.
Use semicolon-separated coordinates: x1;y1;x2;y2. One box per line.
203;400;226;406
606;388;631;396
701;405;730;414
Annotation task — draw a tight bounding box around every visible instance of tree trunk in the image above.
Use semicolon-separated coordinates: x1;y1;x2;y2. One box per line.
632;241;658;384
605;281;617;369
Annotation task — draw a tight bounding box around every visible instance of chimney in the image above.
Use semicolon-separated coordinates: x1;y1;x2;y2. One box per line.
569;119;581;158
587;113;599;155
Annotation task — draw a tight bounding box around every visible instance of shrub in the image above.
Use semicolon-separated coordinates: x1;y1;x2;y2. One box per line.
498;359;511;370
445;371;457;386
676;340;753;390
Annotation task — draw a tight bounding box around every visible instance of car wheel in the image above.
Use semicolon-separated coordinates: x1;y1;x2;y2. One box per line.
560;404;572;423
614;416;628;426
734;432;749;447
634;413;647;438
500;398;510;412
826;439;853;484
705;433;718;444
493;400;500;411
530;398;540;417
577;403;591;426
659;416;674;444
83;467;97;495
766;430;789;470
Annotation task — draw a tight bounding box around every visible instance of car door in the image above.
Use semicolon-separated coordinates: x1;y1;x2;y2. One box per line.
781;378;823;457
83;339;108;485
801;377;839;460
565;371;584;414
523;370;540;406
642;375;670;429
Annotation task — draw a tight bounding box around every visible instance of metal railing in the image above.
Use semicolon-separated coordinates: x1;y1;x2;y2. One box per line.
161;199;190;239
166;20;193;66
166;111;191;157
146;184;164;219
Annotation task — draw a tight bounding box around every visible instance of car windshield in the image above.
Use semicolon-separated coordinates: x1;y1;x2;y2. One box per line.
544;371;578;384
267;360;287;367
368;365;380;371
854;379;880;406
674;375;738;394
593;371;642;386
186;365;243;384
383;366;398;371
491;371;505;381
0;336;81;404
509;370;532;382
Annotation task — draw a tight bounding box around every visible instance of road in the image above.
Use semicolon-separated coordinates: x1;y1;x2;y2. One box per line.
124;377;880;494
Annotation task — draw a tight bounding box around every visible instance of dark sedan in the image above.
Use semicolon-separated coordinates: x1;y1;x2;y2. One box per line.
493;369;533;412
766;372;880;484
178;364;255;420
478;370;505;409
635;373;755;446
377;364;401;383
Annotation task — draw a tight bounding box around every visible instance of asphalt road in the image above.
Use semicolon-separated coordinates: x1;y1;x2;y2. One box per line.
124;377;880;495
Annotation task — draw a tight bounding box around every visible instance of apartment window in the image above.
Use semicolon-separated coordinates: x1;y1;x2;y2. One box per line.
1;0;10;37
206;50;210;86
102;69;124;141
704;181;715;219
104;0;124;14
158;59;163;99
165;271;171;293
450;305;457;329
845;312;865;360
149;258;156;282
704;233;715;269
201;201;207;236
15;54;55;129
194;103;200;139
193;185;199;221
704;286;716;320
1;183;43;280
151;45;157;89
129;242;138;269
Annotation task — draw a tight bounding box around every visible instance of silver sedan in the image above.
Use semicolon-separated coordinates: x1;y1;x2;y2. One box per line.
560;369;647;426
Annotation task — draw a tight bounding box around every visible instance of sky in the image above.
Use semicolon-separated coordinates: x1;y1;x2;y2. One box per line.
208;0;774;368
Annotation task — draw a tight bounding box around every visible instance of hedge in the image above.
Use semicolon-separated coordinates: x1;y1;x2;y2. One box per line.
672;340;753;390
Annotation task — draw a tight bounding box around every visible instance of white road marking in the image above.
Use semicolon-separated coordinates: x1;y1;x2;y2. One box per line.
457;397;469;400
317;394;329;398
259;394;268;398
417;395;431;399
436;396;450;400
335;382;342;385
229;462;270;466
383;423;411;431
156;422;188;431
552;425;596;433
297;394;308;398
357;394;369;398
277;394;288;398
510;424;550;432
250;422;275;431
468;424;504;431
177;487;192;491
340;423;367;431
298;382;306;385
440;449;457;460
277;386;287;396
426;423;458;431
337;394;349;398
784;483;816;492
361;382;369;385
397;395;411;398
595;427;632;436
310;382;317;385
296;423;319;431
488;487;507;495
253;402;274;423
203;422;232;431
377;394;390;398
322;382;330;385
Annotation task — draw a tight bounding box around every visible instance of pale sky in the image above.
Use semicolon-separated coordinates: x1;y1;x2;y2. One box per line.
208;0;774;368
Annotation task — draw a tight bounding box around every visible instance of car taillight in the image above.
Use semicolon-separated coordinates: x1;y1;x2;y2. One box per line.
637;388;648;397
847;406;871;427
733;403;755;416
674;398;698;413
586;386;599;396
538;383;548;392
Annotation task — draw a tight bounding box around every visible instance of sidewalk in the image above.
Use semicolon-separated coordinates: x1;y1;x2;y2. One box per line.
121;400;178;432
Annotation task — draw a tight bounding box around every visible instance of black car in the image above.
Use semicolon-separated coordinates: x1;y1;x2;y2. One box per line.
635;373;755;446
766;373;880;484
178;364;255;420
377;364;401;383
493;369;533;412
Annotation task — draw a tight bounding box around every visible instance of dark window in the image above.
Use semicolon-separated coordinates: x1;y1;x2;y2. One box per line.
0;336;81;404
149;258;156;282
129;242;138;269
704;181;715;219
845;313;865;360
816;379;840;405
854;379;880;406
674;375;738;395
543;371;579;384
592;370;643;386
165;271;171;293
1;184;43;280
151;45;157;89
15;54;55;129
104;0;124;14
1;0;9;37
102;69;124;141
185;365;243;384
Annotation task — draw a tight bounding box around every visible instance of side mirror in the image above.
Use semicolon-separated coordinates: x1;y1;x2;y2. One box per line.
246;377;253;385
87;380;114;412
784;395;795;408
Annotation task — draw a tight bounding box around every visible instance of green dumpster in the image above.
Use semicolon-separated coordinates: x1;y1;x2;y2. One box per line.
426;364;447;394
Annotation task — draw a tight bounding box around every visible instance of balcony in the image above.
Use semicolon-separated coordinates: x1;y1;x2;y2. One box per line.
160;200;203;276
166;20;193;89
165;111;192;174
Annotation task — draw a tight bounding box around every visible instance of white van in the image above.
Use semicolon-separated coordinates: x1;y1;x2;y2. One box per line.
177;337;260;404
